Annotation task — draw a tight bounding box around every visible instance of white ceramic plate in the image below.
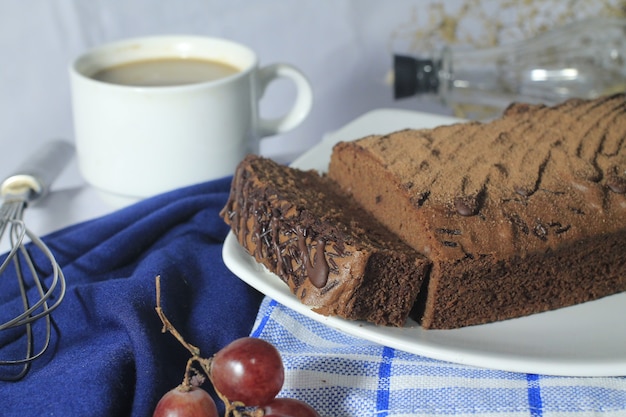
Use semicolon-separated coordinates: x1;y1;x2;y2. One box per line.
222;109;626;377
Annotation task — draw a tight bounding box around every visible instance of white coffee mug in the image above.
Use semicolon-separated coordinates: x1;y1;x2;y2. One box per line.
70;35;313;207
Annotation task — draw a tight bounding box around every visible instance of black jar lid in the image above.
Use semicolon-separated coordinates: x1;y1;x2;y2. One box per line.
394;55;439;99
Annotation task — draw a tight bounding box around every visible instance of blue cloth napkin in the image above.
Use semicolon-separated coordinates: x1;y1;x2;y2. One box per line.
0;177;264;416
253;297;626;417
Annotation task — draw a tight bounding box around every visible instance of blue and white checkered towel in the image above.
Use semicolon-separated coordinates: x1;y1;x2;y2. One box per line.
252;297;626;417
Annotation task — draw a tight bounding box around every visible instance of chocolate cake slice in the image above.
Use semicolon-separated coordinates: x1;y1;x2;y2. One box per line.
329;93;626;329
221;155;431;327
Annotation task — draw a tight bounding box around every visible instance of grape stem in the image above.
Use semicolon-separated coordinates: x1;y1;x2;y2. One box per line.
154;276;262;417
155;275;202;358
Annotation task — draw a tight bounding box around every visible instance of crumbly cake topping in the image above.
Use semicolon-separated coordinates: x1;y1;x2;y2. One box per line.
333;94;626;260
222;159;343;292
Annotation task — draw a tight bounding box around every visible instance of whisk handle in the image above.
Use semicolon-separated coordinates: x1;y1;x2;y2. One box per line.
1;140;75;203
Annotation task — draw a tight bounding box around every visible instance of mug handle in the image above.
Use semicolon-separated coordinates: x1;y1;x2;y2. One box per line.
256;63;313;137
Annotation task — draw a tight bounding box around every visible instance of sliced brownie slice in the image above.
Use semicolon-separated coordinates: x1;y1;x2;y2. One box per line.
221;155;431;327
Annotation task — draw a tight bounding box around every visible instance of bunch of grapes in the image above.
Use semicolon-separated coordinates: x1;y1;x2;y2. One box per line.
153;277;320;417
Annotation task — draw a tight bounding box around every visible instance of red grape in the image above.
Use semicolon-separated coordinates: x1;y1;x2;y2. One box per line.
263;397;321;417
153;385;218;417
210;337;284;406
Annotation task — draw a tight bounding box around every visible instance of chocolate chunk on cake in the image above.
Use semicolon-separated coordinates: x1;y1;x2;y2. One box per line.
221;155;431;327
329;93;626;329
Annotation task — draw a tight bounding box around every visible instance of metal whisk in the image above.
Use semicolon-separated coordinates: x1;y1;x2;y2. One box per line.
0;140;74;381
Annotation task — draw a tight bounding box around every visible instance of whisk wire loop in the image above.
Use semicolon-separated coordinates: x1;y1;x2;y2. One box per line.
0;140;73;381
0;203;65;379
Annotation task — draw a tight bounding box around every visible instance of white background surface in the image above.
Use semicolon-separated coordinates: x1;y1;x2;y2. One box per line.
0;0;617;244
0;0;453;243
0;1;451;166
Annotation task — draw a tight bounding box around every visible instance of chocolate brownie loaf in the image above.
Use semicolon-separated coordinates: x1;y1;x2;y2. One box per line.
329;93;626;329
221;155;431;327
